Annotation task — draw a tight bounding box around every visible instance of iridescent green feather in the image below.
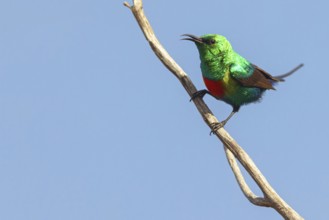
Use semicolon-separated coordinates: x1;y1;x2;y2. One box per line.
196;34;264;107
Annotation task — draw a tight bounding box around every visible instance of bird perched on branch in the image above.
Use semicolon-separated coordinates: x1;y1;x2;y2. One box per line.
182;34;303;130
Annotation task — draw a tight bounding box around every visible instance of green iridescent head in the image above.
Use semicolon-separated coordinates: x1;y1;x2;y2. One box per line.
182;34;233;60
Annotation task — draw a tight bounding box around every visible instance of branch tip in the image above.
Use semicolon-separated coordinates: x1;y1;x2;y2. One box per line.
123;2;131;8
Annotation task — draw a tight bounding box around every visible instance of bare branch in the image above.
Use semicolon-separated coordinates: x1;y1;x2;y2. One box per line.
124;1;304;219
224;146;271;207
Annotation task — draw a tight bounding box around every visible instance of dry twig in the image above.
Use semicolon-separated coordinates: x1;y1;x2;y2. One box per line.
123;1;303;219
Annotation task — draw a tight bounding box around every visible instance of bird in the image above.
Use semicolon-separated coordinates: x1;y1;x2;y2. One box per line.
182;34;303;130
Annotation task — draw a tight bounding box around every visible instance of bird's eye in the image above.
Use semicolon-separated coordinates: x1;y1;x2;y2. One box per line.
208;39;216;45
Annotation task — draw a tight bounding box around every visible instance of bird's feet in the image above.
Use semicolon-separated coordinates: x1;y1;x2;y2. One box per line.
190;89;209;101
209;121;227;135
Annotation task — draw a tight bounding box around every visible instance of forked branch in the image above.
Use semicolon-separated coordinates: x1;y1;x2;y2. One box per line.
123;1;303;219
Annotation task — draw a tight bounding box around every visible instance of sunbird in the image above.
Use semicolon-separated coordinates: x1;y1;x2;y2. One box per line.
182;34;303;130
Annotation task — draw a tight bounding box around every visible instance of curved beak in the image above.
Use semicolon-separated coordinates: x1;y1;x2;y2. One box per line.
181;34;203;43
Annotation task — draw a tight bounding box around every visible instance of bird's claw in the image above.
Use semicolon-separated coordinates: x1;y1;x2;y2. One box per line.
190;90;208;102
209;121;226;135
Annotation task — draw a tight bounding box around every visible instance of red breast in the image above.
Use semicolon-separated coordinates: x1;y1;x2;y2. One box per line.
203;77;225;98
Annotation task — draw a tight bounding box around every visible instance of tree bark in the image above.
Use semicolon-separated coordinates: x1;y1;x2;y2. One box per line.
123;1;304;219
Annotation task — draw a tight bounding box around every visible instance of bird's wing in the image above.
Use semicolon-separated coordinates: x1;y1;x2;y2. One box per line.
230;63;281;90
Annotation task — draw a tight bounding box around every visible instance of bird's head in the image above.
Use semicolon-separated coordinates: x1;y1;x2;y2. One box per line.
182;34;233;59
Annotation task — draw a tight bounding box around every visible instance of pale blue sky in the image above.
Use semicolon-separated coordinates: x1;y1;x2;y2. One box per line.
0;0;328;219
